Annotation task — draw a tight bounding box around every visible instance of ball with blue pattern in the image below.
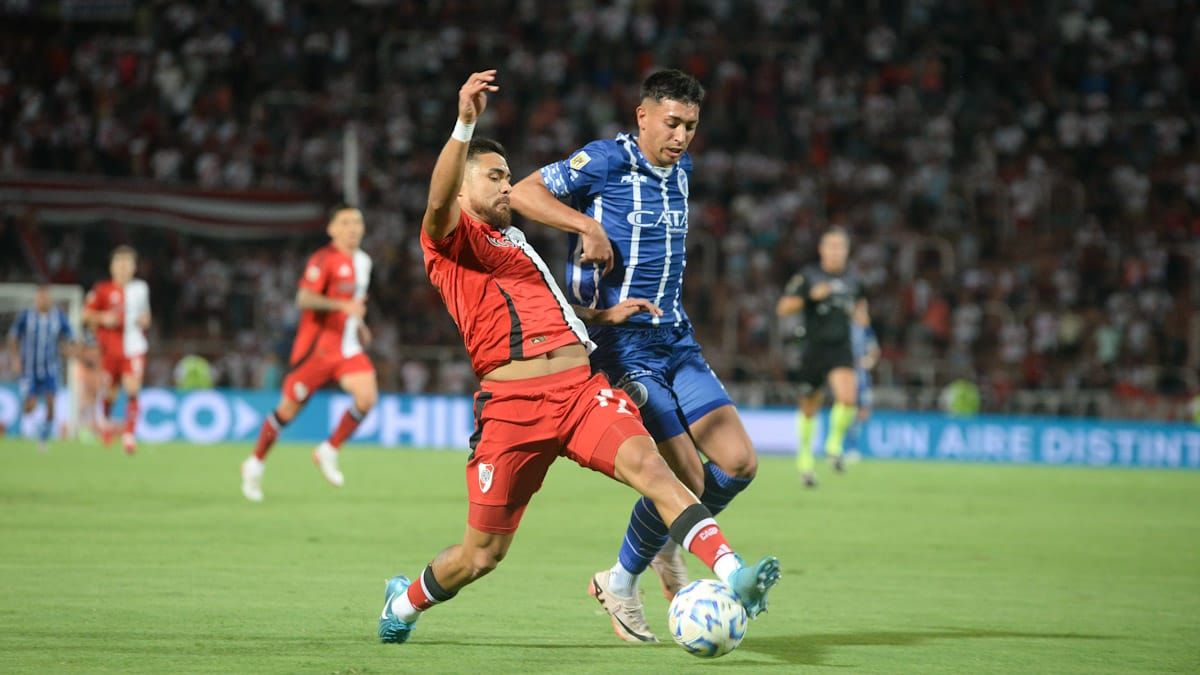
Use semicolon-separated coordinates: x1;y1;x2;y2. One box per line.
667;579;748;658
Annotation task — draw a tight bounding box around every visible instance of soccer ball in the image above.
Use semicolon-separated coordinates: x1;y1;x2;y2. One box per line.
667;579;748;658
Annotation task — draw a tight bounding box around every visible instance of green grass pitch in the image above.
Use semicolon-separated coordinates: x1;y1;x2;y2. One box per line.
1;439;1197;673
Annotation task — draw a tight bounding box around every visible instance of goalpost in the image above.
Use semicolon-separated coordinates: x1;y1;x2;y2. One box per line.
0;283;86;439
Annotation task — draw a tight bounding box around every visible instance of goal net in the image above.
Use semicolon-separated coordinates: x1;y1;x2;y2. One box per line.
0;283;85;440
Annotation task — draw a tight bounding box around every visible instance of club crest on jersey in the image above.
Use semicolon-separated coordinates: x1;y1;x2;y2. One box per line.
569;151;592;170
110;291;120;302
337;264;352;277
478;463;495;493
486;235;517;248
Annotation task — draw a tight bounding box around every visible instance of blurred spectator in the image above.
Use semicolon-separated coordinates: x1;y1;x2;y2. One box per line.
0;0;1195;413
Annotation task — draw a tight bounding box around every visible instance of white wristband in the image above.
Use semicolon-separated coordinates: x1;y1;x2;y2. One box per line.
452;119;475;143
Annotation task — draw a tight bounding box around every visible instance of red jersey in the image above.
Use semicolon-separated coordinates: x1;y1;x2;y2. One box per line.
85;279;150;359
422;210;594;376
291;244;373;365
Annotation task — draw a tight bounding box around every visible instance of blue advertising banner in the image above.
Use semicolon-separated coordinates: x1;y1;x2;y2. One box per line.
2;386;1197;469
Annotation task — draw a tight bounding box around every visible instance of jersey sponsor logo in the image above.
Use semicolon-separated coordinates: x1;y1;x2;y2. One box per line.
626;209;687;231
620;174;649;184
478;462;494;493
306;265;322;282
569;151;592;170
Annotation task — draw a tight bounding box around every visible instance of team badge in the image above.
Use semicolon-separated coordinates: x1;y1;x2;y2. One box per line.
337;264;351;277
569;151;592;170
478;463;495;493
620;380;649;408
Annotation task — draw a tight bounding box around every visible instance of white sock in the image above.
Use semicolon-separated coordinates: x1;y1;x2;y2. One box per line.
608;561;638;598
389;592;421;623
713;553;741;586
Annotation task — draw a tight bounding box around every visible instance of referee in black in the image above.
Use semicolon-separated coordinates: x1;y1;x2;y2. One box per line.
776;227;872;487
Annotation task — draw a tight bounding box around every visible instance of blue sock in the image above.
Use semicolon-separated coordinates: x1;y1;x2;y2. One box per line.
616;496;670;576
699;461;753;516
39;417;52;441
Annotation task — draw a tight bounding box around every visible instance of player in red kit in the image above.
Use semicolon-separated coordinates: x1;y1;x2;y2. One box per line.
83;246;150;455
240;204;378;502
375;70;780;645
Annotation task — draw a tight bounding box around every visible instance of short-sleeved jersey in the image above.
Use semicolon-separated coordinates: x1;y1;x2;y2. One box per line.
9;307;73;380
784;265;864;347
540;133;692;327
291;244;372;365
421;210;594;377
85;279;150;359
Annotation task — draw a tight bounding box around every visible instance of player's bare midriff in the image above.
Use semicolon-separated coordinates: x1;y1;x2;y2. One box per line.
482;343;589;382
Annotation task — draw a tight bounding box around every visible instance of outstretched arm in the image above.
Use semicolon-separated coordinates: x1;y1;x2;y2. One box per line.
423;70;499;241
510;172;614;275
573;299;662;326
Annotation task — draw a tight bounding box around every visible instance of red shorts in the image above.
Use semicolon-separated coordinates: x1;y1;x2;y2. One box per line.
101;353;145;383
282;351;374;403
466;365;650;534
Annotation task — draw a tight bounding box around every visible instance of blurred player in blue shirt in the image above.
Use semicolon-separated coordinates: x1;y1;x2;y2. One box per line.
6;286;74;448
847;322;880;451
513;70;760;642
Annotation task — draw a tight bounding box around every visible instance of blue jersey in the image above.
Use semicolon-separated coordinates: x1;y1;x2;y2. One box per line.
540;133;691;327
8;307;73;381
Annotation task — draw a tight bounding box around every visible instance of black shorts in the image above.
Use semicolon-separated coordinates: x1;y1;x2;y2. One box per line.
788;343;855;395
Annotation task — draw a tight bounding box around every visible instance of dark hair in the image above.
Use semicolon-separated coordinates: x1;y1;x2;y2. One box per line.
111;245;137;261
467;138;507;162
821;226;850;243
326;199;357;220
328;201;358;222
640;69;705;106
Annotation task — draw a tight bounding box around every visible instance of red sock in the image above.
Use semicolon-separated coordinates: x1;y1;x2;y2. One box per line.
328;406;367;449
672;504;737;571
101;398;113;421
405;564;456;612
124;396;139;435
253;412;285;460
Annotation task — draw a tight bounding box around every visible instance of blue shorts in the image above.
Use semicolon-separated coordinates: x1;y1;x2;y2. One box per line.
589;323;733;443
19;375;57;400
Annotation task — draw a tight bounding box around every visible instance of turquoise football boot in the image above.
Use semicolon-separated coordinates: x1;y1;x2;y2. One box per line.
728;556;781;618
378;575;419;644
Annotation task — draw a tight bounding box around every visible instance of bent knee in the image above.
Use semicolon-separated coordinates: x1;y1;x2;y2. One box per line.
355;395;377;412
715;448;758;480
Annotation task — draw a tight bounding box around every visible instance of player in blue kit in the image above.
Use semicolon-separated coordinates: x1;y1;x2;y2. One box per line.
511;70;761;642
6;286;75;450
846;321;880;454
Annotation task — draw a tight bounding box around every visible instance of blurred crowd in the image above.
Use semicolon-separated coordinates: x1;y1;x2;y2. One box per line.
2;0;1198;411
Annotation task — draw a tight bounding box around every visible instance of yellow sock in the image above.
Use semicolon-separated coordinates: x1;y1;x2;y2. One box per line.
797;412;816;474
825;402;858;458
